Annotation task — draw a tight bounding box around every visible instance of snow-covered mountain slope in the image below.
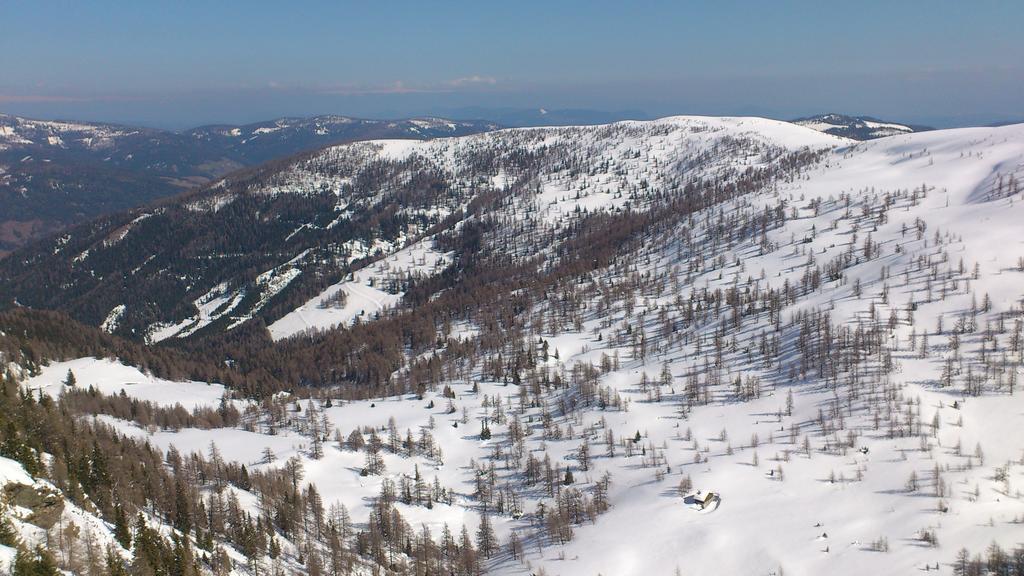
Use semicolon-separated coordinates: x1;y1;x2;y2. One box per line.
0;113;497;254
0;454;133;573
185;116;498;158
267;237;453;340
0;113;497;168
6;118;1024;575
793;113;932;140
0;115;845;341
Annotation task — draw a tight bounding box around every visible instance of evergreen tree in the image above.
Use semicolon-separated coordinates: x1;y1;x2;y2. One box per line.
106;547;129;576
13;545;60;576
0;511;19;547
112;505;132;549
173;479;192;535
476;512;497;558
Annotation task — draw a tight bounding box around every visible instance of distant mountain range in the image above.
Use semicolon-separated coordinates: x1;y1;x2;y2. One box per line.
0;109;967;256
0;113;497;254
440;106;651;127
439;108;936;137
791;113;933;140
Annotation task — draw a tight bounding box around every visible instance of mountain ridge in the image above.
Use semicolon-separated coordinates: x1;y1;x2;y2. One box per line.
0;113;499;254
0;115;844;345
791;112;933;140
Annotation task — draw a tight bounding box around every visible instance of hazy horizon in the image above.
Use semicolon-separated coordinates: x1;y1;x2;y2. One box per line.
2;1;1022;130
3;100;1020;133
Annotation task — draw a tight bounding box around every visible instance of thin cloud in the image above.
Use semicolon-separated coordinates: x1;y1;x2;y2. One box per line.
268;76;502;97
0;94;85;104
316;81;439;96
448;75;497;87
0;91;150;104
0;76;506;110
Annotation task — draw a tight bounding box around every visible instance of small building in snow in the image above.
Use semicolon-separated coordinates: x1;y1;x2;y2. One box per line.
692;491;719;510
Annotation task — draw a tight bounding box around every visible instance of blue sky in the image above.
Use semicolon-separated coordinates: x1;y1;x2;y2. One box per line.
1;1;1021;128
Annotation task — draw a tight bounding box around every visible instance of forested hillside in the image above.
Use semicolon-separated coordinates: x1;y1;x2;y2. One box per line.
1;117;1023;575
0;114;496;254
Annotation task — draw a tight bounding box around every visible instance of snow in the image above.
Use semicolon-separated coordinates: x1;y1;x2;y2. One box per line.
795;116;915;139
373;139;422;161
261;120;1023;574
799;120;847;132
146;282;246;342
863;119;914;133
22;357;229;410
0;454;132;569
269;238;452;340
16;117;1024;575
184;191;235;212
0;125;33;146
100;416;299;465
227;256;305;329
82;365;1023;575
410;118;458;131
0;456;34;487
100;304;126;333
103;211;154;247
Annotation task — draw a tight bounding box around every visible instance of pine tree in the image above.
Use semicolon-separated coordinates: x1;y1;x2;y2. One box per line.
173;479;192;535
362;437;385;476
577;438;590;471
0;510;19;547
953;548;970;576
112;505;132;550
906;470;919;492
170;535;195;576
476;512;497;558
106;547;129;576
13;545;60;576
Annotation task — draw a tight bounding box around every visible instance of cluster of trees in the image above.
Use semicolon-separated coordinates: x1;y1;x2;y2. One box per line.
0;365;520;575
62;386;242;431
953;542;1024;575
